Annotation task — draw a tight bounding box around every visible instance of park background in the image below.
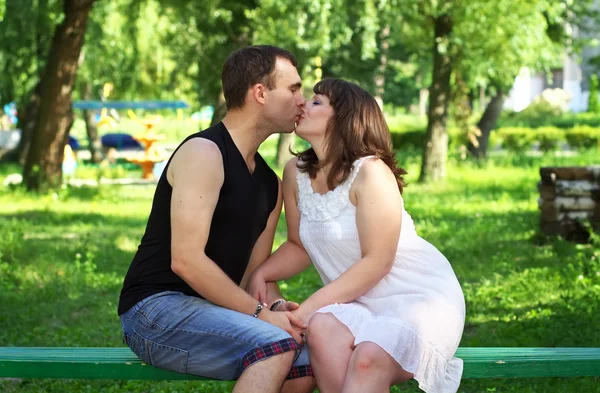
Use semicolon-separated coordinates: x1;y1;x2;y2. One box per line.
0;0;599;392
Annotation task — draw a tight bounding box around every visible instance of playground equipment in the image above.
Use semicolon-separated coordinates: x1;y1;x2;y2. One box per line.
125;118;170;180
73;99;189;180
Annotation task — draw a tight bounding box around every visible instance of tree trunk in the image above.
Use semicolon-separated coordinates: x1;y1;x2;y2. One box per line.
467;90;505;159
15;84;43;164
276;133;295;166
419;88;429;118
210;91;227;126
373;24;390;108
81;82;103;163
23;0;96;192
419;15;453;183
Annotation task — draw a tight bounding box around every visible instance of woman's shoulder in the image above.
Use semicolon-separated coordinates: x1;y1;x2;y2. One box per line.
355;156;390;176
353;156;398;189
283;157;300;179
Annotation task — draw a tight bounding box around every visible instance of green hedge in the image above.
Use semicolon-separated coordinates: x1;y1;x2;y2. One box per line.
564;125;600;149
494;126;600;151
389;127;466;150
390;126;600;152
498;111;600;129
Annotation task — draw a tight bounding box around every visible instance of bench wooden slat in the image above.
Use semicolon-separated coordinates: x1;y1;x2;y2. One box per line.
0;347;599;380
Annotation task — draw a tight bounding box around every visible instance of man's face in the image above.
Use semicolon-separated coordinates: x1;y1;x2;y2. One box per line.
262;58;305;133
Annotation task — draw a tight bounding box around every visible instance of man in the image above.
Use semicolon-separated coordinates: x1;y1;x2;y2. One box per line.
118;45;314;393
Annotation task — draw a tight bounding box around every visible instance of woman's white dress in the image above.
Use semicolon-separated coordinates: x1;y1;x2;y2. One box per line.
297;156;466;393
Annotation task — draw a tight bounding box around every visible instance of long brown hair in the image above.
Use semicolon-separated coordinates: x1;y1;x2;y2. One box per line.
295;78;407;193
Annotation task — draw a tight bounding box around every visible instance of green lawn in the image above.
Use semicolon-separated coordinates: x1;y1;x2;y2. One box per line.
0;147;599;392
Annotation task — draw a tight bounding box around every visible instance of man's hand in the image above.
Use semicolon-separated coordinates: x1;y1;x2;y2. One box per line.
259;309;307;344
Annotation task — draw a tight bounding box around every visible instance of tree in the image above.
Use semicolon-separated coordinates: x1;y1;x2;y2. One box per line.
0;0;62;163
588;74;599;113
465;0;600;158
23;0;97;191
392;0;597;176
419;12;452;182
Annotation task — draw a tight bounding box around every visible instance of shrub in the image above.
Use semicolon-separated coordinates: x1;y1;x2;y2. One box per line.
535;127;565;152
496;127;533;152
498;109;600;129
389;127;463;151
588;75;599;113
565;126;600;149
389;129;426;150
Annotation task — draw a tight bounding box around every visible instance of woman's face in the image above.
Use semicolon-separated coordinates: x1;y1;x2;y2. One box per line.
295;93;334;144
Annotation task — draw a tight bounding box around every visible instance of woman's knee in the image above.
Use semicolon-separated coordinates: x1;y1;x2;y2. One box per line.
350;342;389;374
306;313;342;348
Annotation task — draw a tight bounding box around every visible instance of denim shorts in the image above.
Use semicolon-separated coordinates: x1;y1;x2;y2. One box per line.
120;291;312;380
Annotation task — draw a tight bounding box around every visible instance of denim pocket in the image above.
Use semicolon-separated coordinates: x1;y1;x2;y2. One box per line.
125;330;189;374
146;339;189;374
124;330;151;365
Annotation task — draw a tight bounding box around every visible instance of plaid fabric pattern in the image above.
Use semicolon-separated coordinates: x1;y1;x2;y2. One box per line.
287;364;313;379
242;338;299;369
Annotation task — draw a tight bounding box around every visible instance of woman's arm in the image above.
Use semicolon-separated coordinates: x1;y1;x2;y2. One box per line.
248;158;312;302
294;158;403;321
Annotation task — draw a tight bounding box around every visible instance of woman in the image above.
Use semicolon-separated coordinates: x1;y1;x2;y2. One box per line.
249;78;465;393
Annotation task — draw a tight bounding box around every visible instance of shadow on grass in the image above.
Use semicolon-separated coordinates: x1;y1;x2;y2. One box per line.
462;290;600;348
0;210;146;276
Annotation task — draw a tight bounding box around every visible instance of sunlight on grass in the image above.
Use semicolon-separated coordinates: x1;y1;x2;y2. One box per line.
1;150;599;392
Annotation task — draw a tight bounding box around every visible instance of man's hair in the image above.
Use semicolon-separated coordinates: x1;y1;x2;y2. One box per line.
221;45;298;110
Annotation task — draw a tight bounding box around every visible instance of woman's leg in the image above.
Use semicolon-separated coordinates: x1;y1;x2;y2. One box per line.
306;313;355;393
341;342;413;393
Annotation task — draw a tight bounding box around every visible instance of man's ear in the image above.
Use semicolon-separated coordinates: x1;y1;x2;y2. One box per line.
251;83;267;105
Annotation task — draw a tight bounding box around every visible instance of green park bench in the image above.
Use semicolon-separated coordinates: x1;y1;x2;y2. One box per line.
0;347;599;380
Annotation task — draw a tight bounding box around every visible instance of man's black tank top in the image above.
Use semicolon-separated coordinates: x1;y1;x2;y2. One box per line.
118;122;279;315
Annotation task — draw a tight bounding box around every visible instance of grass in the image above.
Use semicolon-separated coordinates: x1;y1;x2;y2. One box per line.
0;147;599;392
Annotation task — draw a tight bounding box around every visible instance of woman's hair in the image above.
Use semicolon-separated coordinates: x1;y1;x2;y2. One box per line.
295;78;407;193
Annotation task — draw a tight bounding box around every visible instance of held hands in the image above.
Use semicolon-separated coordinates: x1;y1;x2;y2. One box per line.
248;272;307;342
290;306;311;326
258;309;307;344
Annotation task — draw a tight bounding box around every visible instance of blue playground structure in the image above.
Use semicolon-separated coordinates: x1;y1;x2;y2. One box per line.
72;101;189;110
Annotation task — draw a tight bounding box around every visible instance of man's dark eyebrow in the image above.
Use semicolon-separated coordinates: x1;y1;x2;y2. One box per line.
290;82;302;89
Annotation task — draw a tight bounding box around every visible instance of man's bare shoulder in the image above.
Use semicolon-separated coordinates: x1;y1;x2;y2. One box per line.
168;138;223;185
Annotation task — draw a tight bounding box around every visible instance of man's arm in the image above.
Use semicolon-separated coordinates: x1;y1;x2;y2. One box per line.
167;138;304;340
239;176;285;305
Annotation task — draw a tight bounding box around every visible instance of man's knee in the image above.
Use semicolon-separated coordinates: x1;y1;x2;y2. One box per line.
246;349;295;374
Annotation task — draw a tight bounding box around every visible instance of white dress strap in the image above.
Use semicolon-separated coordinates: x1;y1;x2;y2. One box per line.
340;155;377;191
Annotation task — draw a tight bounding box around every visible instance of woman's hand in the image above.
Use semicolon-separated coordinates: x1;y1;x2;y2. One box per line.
291;305;312;325
247;271;268;304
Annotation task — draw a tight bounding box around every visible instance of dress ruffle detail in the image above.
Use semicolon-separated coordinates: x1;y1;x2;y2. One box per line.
312;304;463;393
296;156;374;222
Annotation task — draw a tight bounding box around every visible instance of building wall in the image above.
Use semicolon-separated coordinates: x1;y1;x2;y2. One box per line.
504;3;600;113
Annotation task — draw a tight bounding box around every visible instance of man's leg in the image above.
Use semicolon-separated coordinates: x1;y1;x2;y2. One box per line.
281;377;316;393
234;350;295;393
280;346;316;393
121;290;301;390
